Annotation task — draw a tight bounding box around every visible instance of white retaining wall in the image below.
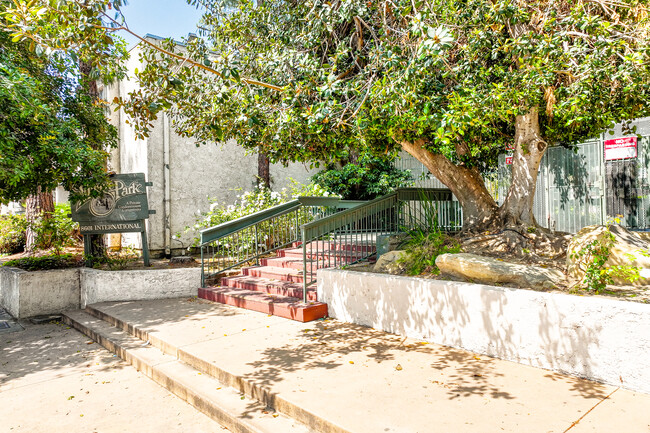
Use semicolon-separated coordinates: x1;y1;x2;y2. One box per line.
0;266;200;318
81;268;200;306
318;269;650;394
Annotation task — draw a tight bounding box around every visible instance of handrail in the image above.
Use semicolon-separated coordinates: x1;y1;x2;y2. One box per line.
199;195;369;286
199;196;363;245
299;188;459;301
200;200;301;245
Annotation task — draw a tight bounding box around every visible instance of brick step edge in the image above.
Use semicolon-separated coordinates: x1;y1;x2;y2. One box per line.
199;287;327;323
260;257;358;271
242;266;315;283
62;309;311;433
221;276;318;301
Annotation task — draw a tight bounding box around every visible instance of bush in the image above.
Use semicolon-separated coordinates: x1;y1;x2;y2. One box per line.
30;203;80;255
2;253;80;271
188;180;333;246
570;220;640;293
0;214;26;254
312;152;413;200
399;228;461;276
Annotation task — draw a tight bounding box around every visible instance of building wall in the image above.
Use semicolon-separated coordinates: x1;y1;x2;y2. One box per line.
105;42;315;255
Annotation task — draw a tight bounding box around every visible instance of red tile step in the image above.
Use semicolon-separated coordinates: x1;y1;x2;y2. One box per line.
221;275;318;301
241;266;314;283
301;241;376;253
278;247;371;261
198;287;327;322
259;256;356;271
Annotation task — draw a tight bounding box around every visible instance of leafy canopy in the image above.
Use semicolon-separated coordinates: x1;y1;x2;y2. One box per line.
7;0;650;174
0;29;118;202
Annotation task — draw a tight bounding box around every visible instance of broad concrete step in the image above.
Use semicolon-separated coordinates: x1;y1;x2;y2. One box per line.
62;309;310;433
198;287;327;322
241;265;314;283
221;275;318;301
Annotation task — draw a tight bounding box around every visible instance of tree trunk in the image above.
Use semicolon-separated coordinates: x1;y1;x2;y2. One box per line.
257;150;271;188
79;60;107;259
500;108;547;227
401;139;498;229
25;187;54;253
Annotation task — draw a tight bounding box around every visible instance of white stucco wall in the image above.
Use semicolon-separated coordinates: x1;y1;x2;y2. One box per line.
318;269;650;394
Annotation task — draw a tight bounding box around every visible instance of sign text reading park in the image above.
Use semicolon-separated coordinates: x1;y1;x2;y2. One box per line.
71;173;155;266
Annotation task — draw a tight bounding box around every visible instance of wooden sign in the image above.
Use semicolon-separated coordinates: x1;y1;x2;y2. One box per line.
71;173;154;266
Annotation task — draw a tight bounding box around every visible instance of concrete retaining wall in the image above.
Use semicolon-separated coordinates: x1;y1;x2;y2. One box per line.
0;267;80;318
318;269;650;394
0;266;200;318
81;268;200;306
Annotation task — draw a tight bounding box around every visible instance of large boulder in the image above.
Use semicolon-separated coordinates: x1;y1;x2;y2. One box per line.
435;253;564;290
373;250;408;275
566;224;650;286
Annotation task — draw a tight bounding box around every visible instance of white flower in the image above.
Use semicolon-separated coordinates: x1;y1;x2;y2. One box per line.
209;202;219;211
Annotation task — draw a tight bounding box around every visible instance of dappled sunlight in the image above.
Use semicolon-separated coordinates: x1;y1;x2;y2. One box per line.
0;322;125;389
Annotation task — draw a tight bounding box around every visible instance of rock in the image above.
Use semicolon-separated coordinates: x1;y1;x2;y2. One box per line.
435;253;564;290
373;250;408;275
566;224;650;286
169;256;196;265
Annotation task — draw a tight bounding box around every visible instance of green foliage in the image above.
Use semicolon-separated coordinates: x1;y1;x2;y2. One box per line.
312;152;412;200
399;228;461;276
29;204;80;256
0;214;26;254
9;0;650;226
570;221;640;293
0;28;118;203
88;247;140;271
188;181;332;245
2;253;80;271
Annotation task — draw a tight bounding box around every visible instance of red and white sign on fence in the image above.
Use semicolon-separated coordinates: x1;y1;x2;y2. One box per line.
604;136;637;161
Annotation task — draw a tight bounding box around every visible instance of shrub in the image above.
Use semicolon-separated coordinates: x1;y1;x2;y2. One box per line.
31;203;80;255
2;253;80;271
0;214;26;254
398;228;461;276
311;152;413;200
570;220;640;293
188;180;333;246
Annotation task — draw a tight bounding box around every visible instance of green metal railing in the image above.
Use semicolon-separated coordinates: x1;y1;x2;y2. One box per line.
299;188;458;301
199;188;460;301
199;197;364;286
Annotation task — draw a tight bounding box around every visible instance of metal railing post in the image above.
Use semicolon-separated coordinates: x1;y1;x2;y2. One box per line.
200;246;205;287
254;224;260;266
302;226;308;303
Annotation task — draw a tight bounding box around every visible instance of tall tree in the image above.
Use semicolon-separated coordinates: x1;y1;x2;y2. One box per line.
9;0;650;253
0;26;118;251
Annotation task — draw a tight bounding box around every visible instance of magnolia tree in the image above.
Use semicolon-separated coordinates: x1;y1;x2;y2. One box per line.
8;0;650;251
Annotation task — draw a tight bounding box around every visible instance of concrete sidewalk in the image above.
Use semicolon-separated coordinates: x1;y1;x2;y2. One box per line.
66;298;650;433
0;315;225;432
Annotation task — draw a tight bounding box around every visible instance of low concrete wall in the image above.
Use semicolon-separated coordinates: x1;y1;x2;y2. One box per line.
0;267;80;318
0;266;201;318
80;268;200;306
318;269;650;394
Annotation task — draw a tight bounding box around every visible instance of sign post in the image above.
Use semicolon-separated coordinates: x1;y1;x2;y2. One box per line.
71;173;155;266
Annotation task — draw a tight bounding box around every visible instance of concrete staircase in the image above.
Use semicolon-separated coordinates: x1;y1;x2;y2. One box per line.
198;242;374;322
62;305;312;433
